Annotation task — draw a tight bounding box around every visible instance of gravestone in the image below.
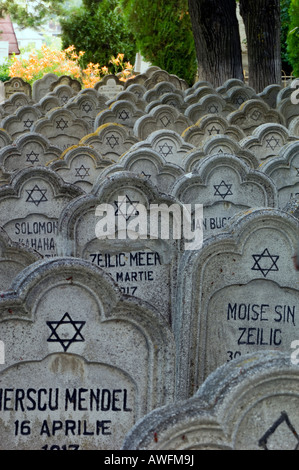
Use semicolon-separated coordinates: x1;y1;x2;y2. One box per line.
122;351;299;450
227;99;285;135
48;145;112;192
185;95;235;123
4;78;32;100
94;99;144;131
34;95;61;116
184;86;218;107
32;73;59;102
174;208;299;397
0;226;42;291
49;75;81;94
0;132;62;182
171;153;277;238
0;167;84;257
1;105;43;140
125;129;194;168
94;75;124;100
182;114;246;148
277;97;299;128
106;90;147;112
145;92;188;114
258;84;282;108
260;141;299;208
57;172;184;321
0;92;35;118
133;104;192;140
99;148;185;194
183;136;259;172
0;256;175;450
65;89;108;133
289;116;299;137
79;123;139;163
240;123;298;164
32;108;90;151
223;85;258;108
48;84;78;106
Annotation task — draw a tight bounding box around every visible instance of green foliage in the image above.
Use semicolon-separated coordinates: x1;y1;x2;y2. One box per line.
60;0;137;70
120;0;197;85
0;0;64;28
287;0;299;76
0;57;11;82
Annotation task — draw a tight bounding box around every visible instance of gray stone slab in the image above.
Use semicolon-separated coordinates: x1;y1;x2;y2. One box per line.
4;78;32;99
122;351;299;450
0;167;84;257
94;99;145;131
32;73;59;102
1;105;43;140
174;208;299;396
185;94;235;123
171;153;277;238
0;256;175;450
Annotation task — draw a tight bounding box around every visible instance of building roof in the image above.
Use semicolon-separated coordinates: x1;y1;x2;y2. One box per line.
0;15;20;55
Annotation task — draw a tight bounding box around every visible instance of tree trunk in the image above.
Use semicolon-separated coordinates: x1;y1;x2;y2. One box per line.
188;0;244;87
239;0;281;92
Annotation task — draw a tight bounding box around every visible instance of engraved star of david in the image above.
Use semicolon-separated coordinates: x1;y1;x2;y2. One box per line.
26;150;40;164
235;96;245;106
158;142;173;157
213;180;233;199
25;185;48;206
106;134;119;149
208;126;221;135
46;312;86;352
61;95;69;104
140;171;151;180
75;164;90;180
251;248;279;278
160;115;171;127
265;136;280;151
114;195;140;221
251;110;262;121
56;118;69;130
82;102;92;113
23;118;34;129
258;411;299;450
118;110;130;121
208;105;219;113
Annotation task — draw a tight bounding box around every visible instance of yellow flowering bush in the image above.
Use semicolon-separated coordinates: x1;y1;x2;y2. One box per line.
9;47;135;88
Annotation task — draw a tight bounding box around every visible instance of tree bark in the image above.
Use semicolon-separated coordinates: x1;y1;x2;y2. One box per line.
239;0;281;92
188;0;244;87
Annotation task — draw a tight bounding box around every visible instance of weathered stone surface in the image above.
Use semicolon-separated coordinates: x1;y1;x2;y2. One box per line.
171;153;277;238
0;256;175;450
94;75;124;100
32;108;90;151
185;94;235;123
79;123;139;163
4;78;32;99
1;105;43;140
174;208;299;396
57;172;183;321
94;99;145;131
260;141;299;208
0;167;84;257
0;226;42;291
122;351;299;450
49;75;81;94
0;132;62;180
0;92;35;118
32;73;59;102
48;145;112;192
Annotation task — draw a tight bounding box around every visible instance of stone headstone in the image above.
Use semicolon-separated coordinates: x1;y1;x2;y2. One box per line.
94;99;145;131
48;84;78;106
57;172;184;321
227;99;285;135
277;96;299;128
0;167;84;257
4;78;32;100
106;90;147;112
183;136;259;172
182;114;246;148
48;145;112;192
125;129;194;168
122;351;299;450
258;84;282;108
49;75;81;94
289;116;299;137
172;153;277;238
1;105;43;140
94;75;124;100
133;104;192;140
185;95;235;123
65;89;108;133
0;92;35;118
32;73;59;102
260;141;299;208
32;108;90;151
99;148;185;194
240;123;298;164
79;123;139;163
0;256;175;450
175;208;299;395
0;132;62;181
